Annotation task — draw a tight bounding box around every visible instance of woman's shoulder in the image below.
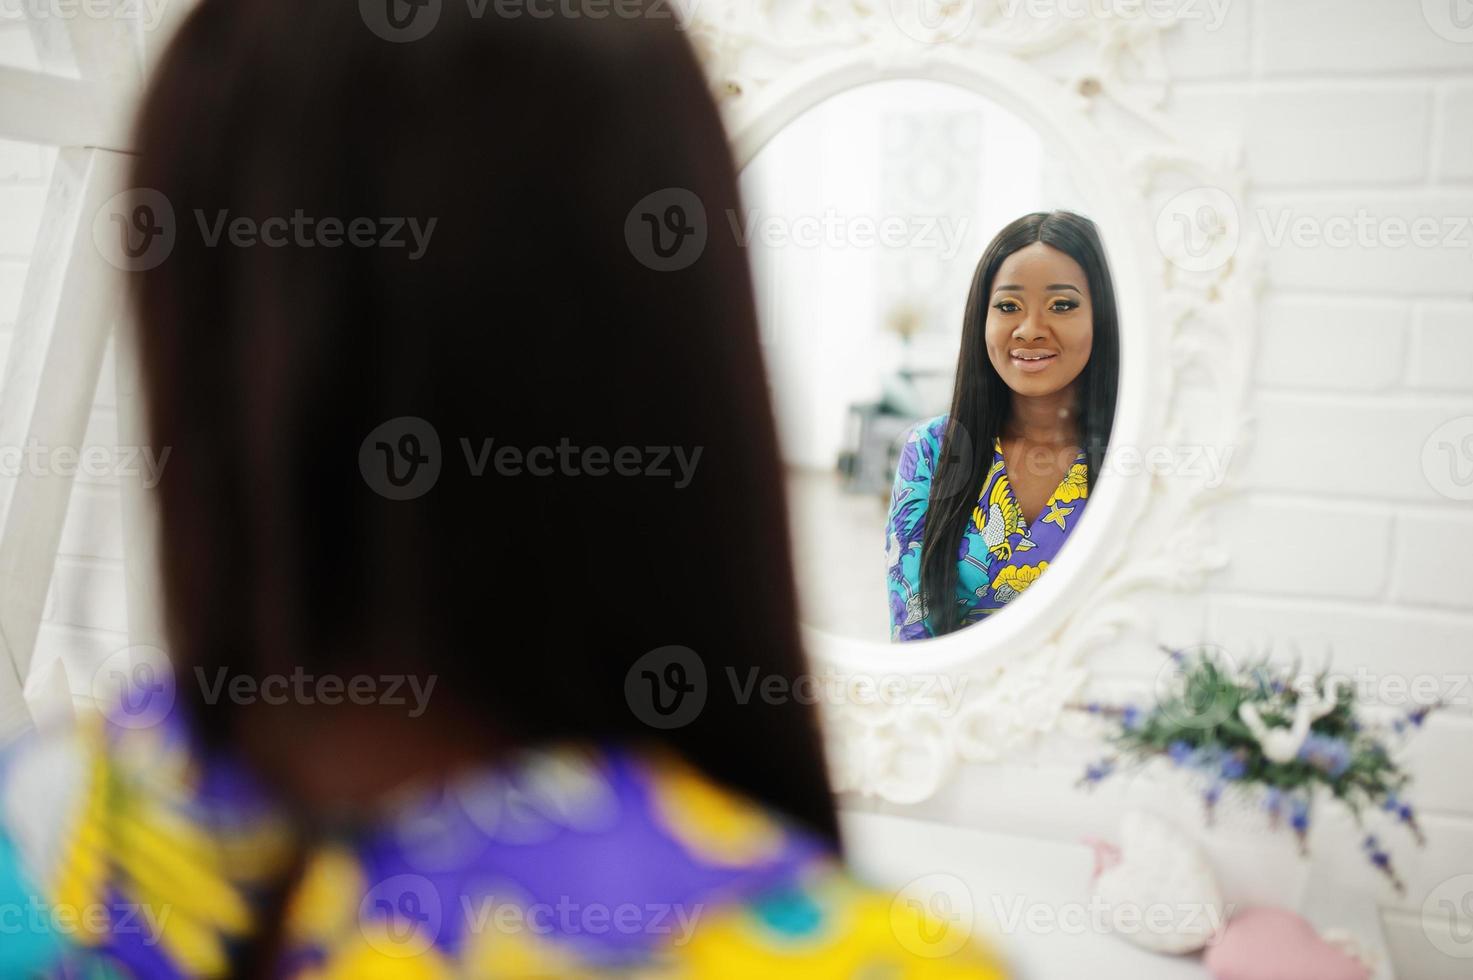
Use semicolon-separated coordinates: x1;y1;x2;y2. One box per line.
0;723;1010;976
908;413;949;446
285;741;1010;976
604;745;1008;974
895;414;949;475
659;857;1010;976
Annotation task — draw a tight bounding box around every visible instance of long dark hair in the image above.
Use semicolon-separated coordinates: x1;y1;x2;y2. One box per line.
128;0;837;844
918;211;1119;636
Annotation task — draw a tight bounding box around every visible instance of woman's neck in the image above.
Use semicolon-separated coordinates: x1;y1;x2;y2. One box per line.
1003;386;1080;446
237;701;501;817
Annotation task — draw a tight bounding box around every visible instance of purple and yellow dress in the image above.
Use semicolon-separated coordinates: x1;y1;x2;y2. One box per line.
0;709;1008;978
886;414;1090;641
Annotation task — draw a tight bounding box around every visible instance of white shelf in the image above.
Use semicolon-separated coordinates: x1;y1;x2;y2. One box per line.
840;810;1394;980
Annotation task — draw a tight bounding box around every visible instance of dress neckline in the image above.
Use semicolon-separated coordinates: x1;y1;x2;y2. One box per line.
991;436;1088;530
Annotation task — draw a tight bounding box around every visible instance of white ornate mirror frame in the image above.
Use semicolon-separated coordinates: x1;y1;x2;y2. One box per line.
685;3;1261;802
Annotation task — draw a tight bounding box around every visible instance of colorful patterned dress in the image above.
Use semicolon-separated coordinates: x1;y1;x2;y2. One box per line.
0;711;1008;978
887;414;1090;641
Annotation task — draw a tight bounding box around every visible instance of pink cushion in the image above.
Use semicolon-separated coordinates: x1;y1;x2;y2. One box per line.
1205;907;1368;980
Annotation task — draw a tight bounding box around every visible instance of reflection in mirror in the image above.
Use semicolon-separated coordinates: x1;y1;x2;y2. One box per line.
740;79;1117;644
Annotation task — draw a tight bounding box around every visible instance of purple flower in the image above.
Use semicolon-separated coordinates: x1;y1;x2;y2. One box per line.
1121;706;1141;731
1297;733;1352;778
1290;797;1311;833
1220;754;1248;781
1167;741;1194;766
1083;759;1115;783
1361;834;1406;893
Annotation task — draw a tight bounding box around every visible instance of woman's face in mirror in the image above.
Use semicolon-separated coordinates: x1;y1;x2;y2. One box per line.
984;242;1094;400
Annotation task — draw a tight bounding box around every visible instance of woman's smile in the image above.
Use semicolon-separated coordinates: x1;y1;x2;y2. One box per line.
1010;347;1059;373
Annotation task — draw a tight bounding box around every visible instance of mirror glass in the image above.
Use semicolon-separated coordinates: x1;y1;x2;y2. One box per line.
740;78;1104;644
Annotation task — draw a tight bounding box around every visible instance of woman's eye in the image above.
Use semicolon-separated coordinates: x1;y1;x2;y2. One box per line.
992;301;1020;313
1050;300;1078;312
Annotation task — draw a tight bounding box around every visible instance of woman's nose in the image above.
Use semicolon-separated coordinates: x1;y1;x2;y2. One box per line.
1013;316;1047;341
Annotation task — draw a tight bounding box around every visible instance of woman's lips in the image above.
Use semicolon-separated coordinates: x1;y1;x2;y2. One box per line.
1010;349;1058;373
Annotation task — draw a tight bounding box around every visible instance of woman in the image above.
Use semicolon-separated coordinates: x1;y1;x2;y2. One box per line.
887;212;1119;641
0;1;1005;976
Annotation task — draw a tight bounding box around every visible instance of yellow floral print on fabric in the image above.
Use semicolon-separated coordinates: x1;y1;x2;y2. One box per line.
990;562;1048;596
458;912;595;979
643;751;786;867
672;862;1010;979
303;921;455;980
285;847;365;947
49;720;294;977
1047;462;1089;505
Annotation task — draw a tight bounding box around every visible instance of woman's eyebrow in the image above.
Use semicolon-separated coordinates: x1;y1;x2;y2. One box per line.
993;283;1083;293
